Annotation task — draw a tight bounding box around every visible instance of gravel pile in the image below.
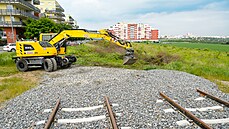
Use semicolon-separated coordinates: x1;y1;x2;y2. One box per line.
0;66;228;129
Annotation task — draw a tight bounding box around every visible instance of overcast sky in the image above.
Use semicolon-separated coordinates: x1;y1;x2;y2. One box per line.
58;0;229;36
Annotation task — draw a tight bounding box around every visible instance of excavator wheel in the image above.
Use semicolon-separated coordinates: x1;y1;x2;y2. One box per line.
44;58;54;72
16;59;28;72
50;58;57;71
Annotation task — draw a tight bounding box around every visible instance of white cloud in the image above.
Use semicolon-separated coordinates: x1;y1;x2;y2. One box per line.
58;0;229;36
136;10;229;36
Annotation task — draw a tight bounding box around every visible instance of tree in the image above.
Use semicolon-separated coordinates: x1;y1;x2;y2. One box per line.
24;18;72;39
55;23;72;32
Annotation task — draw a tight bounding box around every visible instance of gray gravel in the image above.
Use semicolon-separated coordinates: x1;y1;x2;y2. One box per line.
0;66;228;129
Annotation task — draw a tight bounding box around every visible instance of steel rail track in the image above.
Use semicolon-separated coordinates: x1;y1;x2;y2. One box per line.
159;92;213;129
104;96;118;129
43;96;118;129
196;89;229;107
44;98;60;129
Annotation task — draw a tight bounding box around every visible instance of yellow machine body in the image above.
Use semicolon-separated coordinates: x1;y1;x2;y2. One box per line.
16;41;57;57
13;29;136;72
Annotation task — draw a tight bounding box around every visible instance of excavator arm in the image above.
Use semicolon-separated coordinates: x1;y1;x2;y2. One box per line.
48;29;136;65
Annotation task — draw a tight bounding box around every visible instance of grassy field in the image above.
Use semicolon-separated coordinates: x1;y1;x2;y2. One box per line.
0;52;43;105
162;42;229;52
0;52;18;77
68;41;229;92
0;71;43;104
0;41;228;105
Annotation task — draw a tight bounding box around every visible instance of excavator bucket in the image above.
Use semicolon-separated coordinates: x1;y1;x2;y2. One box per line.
123;56;137;65
123;48;137;65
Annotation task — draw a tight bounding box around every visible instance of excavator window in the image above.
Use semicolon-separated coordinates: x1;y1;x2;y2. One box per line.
39;41;53;48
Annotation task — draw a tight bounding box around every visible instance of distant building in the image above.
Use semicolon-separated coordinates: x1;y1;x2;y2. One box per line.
109;22;159;42
65;14;78;29
0;0;40;43
0;0;78;43
35;0;65;23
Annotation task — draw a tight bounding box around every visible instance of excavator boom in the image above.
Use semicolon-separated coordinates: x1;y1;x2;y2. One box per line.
48;29;136;65
13;29;136;72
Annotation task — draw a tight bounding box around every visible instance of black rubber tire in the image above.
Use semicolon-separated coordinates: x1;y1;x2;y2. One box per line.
71;56;77;62
11;49;16;52
44;58;53;72
50;58;57;71
62;58;69;66
16;59;28;72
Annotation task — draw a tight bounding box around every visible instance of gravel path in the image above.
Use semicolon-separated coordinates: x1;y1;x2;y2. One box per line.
0;66;228;129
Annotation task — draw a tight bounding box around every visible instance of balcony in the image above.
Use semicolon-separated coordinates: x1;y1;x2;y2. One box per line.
45;10;65;17
0;0;40;13
66;20;74;24
47;15;65;21
0;21;24;27
69;16;75;21
0;9;39;19
33;0;40;5
56;5;64;12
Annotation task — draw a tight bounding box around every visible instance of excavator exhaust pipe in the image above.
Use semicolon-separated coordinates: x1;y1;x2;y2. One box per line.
123;48;137;65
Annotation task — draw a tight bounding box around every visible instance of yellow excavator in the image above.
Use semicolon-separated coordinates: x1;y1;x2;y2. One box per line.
13;29;136;72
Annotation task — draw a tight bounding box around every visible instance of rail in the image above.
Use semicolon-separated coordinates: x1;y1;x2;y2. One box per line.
0;9;39;19
0;21;24;27
41;96;118;129
104;96;118;129
47;16;65;21
160;92;213;129
196;89;229;107
0;0;40;12
45;10;65;17
44;98;60;129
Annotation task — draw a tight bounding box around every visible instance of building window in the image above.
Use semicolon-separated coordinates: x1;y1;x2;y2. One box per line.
0;16;4;21
7;5;13;9
10;16;15;21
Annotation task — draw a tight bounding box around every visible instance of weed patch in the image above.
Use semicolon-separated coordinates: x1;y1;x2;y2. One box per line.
144;52;180;65
0;52;15;66
0;71;43;104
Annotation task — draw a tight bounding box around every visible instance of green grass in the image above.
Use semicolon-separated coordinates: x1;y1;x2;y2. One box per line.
0;66;18;77
0;40;228;105
0;52;16;66
0;77;35;103
68;41;229;93
0;52;18;77
163;42;229;52
0;52;43;104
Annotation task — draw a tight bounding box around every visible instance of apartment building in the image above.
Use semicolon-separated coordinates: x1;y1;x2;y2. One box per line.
0;0;40;43
65;14;78;29
109;22;159;42
35;0;65;23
